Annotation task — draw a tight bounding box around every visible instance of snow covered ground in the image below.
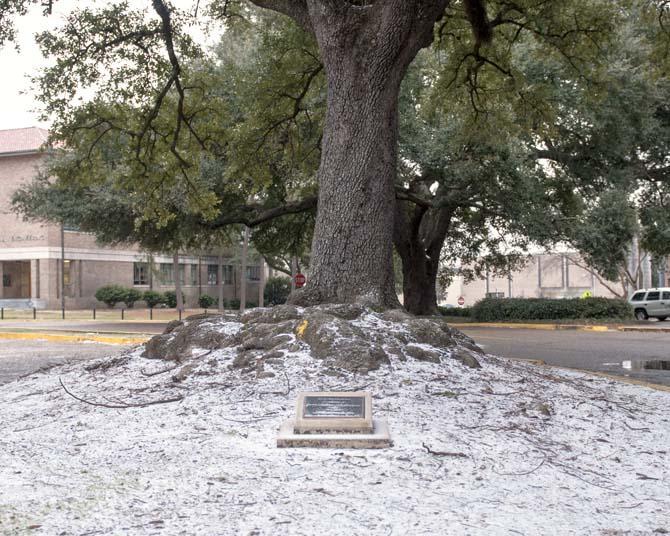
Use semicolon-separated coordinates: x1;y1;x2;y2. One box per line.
1;313;669;535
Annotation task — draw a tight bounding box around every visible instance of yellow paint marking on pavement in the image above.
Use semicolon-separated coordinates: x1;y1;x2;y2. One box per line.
0;332;148;345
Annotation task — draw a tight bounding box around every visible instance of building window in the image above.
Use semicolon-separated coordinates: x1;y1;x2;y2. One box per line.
190;264;198;286
133;262;149;285
223;265;233;284
63;260;72;286
246;265;260;282
159;263;174;284
485;292;505;299
3;274;10;287
207;265;218;285
208;264;234;285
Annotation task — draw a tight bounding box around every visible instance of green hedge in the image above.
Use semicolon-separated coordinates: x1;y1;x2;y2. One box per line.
143;290;164;308
95;285;127;308
438;306;472;317
228;298;258;310
264;276;291;305
199;294;217;308
164;291;185;308
471;297;633;322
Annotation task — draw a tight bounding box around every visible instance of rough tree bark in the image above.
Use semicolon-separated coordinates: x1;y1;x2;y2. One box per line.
394;197;454;315
251;0;449;308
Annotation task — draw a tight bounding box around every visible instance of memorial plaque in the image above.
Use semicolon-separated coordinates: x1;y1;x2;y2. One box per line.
277;391;391;448
303;395;365;419
293;391;373;434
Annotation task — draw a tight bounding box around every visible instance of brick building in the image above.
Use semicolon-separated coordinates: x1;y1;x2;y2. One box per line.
0;127;263;309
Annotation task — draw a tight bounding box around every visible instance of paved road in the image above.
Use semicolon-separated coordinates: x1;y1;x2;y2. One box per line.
461;327;670;387
0;320;165;334
0;340;129;386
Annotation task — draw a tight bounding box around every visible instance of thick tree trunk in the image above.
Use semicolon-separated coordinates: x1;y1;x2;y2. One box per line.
395;200;454;315
287;0;448;309
402;251;441;316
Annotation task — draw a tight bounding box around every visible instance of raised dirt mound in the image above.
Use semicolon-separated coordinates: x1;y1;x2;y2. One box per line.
143;304;482;374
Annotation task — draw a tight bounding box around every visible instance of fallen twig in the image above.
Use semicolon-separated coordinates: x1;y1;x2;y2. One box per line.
422;442;467;458
140;365;179;377
59;378;184;409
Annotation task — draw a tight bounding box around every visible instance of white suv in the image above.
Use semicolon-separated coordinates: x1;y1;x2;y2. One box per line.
628;288;670;321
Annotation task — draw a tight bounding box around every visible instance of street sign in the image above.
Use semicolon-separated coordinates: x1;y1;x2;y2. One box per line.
457;296;465;306
295;273;306;288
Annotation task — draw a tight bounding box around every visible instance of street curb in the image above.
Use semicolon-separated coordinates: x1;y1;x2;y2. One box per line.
508;357;670;393
451;322;669;333
0;332;149;345
451;322;611;331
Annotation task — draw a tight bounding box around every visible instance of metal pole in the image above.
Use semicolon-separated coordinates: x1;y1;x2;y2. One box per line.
93;308;96;320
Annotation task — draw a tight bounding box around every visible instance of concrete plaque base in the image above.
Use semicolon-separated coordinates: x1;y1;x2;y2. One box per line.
277;419;391;449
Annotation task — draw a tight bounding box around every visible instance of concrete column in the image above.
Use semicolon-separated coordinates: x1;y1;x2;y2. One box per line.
240;228;249;313
30;259;39;299
258;257;266;308
641;252;652;288
217;253;224;312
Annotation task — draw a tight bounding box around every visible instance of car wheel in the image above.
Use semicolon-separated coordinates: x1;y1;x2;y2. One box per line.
657;316;668;321
634;309;649;321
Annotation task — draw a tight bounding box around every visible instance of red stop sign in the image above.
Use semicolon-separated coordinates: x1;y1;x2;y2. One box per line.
457;296;465;306
295;273;306;288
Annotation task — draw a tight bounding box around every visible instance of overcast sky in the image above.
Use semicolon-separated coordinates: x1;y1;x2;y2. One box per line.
0;1;212;131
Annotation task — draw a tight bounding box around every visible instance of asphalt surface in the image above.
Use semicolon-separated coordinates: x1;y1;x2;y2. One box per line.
0;340;129;386
0;320;164;334
461;327;670;387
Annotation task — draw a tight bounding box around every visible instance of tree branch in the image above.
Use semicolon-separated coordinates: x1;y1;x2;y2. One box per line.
247;0;313;33
205;195;318;229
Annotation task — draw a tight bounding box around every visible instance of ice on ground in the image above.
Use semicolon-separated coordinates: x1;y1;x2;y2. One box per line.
1;313;669;536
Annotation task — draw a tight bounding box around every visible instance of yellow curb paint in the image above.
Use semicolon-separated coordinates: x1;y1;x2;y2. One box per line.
0;332;148;345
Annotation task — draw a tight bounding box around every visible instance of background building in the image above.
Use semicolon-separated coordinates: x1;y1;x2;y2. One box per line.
445;253;670;307
0;127;263;309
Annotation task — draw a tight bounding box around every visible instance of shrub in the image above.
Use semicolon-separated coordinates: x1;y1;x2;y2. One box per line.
227;298;257;310
164;290;185;309
122;288;143;308
438;306;472;317
95;285;127;308
471;297;633;322
264;276;291;305
143;290;164;308
199;294;216;308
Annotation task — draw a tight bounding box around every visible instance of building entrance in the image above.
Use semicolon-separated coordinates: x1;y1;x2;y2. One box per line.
1;261;31;299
